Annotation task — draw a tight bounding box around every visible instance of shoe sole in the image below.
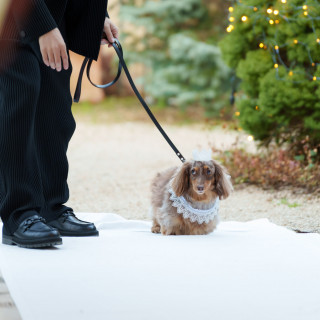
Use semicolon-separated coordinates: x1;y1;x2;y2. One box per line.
58;230;99;237
2;235;63;248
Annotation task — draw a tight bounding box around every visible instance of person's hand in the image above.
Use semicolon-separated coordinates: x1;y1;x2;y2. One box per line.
101;17;119;47
39;28;69;72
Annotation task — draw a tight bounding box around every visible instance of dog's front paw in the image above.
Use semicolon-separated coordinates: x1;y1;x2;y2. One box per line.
161;226;170;236
161;227;178;236
151;225;161;233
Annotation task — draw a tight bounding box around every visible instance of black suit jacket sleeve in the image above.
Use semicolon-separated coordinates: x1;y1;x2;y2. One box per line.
12;0;57;41
106;7;109;18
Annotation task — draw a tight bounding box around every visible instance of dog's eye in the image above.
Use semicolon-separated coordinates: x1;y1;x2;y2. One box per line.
207;169;212;175
191;169;196;175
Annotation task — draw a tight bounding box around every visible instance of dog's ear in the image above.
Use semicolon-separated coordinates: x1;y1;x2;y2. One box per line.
212;160;233;200
171;162;191;197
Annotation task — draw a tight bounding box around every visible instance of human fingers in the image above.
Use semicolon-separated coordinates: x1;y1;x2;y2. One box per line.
111;24;119;39
47;49;55;70
41;48;50;67
104;24;114;43
60;44;69;70
53;46;61;72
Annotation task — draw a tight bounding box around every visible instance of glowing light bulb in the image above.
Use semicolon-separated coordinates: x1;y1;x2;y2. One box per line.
303;5;308;10
294;39;298;44
235;111;240;117
229;7;234;12
259;43;264;48
269;19;275;24
241;16;248;22
317;39;320;43
253;7;258;12
274;10;279;15
226;25;234;33
281;0;287;3
313;76;317;81
275;45;279;50
247;135;254;141
229;16;235;22
289;71;293;76
274;64;279;68
304;11;308;16
255;106;259;110
267;8;273;14
275;20;280;24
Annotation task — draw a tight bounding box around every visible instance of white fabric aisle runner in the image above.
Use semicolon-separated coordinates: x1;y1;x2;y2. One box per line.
0;213;320;320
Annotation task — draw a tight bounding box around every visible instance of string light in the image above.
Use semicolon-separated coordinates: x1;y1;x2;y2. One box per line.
226;25;234;32
247;135;254;141
227;0;320;83
255;106;259;110
235;111;240;116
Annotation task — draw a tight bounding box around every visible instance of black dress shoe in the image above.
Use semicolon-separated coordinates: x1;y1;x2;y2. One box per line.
2;215;62;248
47;210;99;237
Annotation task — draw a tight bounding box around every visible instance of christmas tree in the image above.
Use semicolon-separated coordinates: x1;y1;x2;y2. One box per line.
119;0;230;114
220;0;320;160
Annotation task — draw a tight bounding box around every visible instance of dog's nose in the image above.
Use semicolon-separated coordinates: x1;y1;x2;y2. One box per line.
197;185;204;192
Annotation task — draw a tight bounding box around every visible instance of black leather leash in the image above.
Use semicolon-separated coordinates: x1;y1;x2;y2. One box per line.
73;37;186;163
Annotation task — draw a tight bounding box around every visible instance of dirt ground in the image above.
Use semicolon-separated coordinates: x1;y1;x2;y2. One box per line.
66;119;320;234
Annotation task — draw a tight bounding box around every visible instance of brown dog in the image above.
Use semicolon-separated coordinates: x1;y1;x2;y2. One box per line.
150;159;233;235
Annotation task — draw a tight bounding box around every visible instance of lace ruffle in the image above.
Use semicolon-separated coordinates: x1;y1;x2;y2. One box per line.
168;186;219;225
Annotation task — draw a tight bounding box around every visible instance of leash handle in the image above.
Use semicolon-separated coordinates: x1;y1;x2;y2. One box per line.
73;37;186;163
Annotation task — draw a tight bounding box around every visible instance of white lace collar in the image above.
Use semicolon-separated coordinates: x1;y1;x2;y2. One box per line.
168;183;219;225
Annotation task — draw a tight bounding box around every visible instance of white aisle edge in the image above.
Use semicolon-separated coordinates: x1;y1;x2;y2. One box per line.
0;270;21;320
0;212;320;320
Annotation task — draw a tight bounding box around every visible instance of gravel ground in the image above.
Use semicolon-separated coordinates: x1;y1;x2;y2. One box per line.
66;120;320;234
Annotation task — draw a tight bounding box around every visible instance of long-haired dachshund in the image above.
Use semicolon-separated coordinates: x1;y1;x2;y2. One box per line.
150;152;233;235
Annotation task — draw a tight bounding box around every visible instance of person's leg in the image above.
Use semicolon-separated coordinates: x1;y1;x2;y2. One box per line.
0;43;46;234
34;57;99;236
31;15;98;236
34;51;76;222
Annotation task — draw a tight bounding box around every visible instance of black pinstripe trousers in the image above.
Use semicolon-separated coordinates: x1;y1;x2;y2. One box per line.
0;30;76;234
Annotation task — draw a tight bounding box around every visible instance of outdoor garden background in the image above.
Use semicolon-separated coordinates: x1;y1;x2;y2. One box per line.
66;0;320;233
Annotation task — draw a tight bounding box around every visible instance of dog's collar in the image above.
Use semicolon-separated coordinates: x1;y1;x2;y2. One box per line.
168;184;219;225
